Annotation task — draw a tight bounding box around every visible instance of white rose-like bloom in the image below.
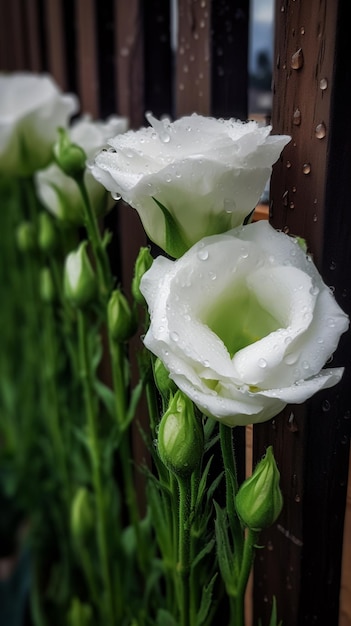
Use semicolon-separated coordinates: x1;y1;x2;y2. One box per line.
0;72;78;177
90;112;291;255
35;114;128;224
140;221;349;427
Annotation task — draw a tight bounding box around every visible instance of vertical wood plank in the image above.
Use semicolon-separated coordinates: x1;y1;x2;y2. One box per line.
211;0;249;119
75;0;99;117
143;0;173;118
0;0;26;71
24;0;42;72
253;1;350;625
113;0;148;512
114;0;144;128
175;0;211;116
44;0;67;90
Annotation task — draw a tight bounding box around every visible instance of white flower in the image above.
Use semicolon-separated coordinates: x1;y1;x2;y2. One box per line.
90;112;290;255
0;72;78;177
140;221;349;427
35;115;128;224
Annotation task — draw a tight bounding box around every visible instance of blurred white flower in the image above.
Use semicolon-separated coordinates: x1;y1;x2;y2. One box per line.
0;72;78;176
36;115;128;224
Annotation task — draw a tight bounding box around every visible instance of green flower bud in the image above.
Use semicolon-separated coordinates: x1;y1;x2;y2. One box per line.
132;246;153;304
39;267;55;303
53;127;87;178
63;241;96;307
70;487;94;544
235;446;283;531
38;212;56;253
16;221;36;253
107;289;136;342
158;390;204;478
154;357;177;398
68;597;93;626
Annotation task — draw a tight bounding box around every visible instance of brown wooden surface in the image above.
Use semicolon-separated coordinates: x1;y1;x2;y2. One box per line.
253;2;351;625
75;0;99;118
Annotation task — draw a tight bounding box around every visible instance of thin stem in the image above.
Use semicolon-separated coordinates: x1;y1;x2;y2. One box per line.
176;475;192;626
77;310;117;624
219;424;244;569
75;174;111;296
230;529;259;626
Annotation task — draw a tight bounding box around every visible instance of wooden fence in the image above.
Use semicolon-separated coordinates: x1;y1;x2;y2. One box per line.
0;1;350;625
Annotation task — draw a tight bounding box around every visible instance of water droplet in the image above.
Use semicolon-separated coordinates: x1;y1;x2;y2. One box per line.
267;540;274;551
284;353;298;365
309;285;320;296
197;249;209;261
319;77;328;90
286;160;292;168
293;108;301;125
209;272;216;280
315;122;326;139
326;317;335;327
170;331;179;342
111;192;121;201
145;111;171;143
258;358;267;368
283;225;290;234
288;412;299;432
303;163;311;174
282;190;289;206
291;48;304;69
312;213;318;222
292;186;297;192
322;399;331;412
330;260;337;270
295;494;301;503
289;201;295;209
302;360;310;370
300;26;305;35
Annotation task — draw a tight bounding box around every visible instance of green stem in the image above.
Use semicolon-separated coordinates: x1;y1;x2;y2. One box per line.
230;529;259;626
43;303;71;504
219;424;244;569
75;174;111;296
77;310;116;624
176;475;192;626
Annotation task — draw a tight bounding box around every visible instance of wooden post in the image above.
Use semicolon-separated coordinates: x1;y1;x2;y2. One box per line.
252;2;351;625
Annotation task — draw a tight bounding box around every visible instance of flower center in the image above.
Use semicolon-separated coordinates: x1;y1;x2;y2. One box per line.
199;281;280;358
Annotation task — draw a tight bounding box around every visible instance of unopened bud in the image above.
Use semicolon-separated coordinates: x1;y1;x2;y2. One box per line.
235;446;283;531
38;212;56;253
107;289;136;342
54;127;87;178
68;597;93;626
158;390;204;478
40;267;55;303
70;487;94;544
16;221;36;253
132;246;153;304
64;241;96;307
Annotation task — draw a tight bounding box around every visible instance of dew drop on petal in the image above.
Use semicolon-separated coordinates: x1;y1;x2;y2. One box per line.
197;249;209;261
258;358;267;368
170;331;179;342
111;192;121;201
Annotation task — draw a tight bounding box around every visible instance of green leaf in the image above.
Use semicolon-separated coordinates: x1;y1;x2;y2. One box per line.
156;608;178;626
152;197;188;258
214;501;236;594
196;573;218;626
